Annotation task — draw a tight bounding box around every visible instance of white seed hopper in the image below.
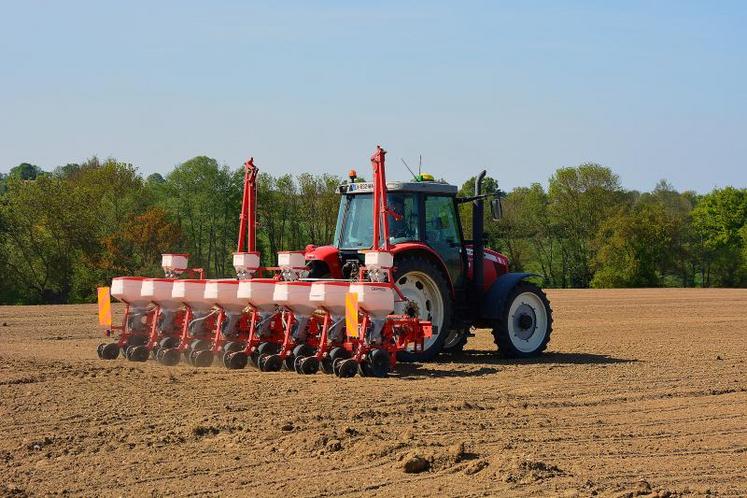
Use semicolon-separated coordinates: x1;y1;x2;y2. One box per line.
237;278;277;313
171;279;213;312
273;281;316;316
233;252;260;277
309;281;349;317
111;277;150;307
203;279;245;313
348;282;395;319
141;278;181;310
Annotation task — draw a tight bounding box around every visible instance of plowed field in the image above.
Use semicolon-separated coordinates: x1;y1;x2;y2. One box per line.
1;289;746;497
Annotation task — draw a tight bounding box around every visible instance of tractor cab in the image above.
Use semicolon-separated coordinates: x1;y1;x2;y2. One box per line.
330;180;466;288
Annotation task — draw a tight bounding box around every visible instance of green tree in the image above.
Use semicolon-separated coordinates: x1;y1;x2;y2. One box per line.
0;175;96;302
0;158;156;303
0;203;12;302
10;163;43;180
636;180;695;286
690;187;747;287
162;157;241;277
548;164;627;287
457;175;500;241
258;173;301;262
297;173;341;246
491;186;533;272
102;207;182;276
147;172;166;184
52;163;82;179
592;203;677;287
494;183;566;284
254;172;343;267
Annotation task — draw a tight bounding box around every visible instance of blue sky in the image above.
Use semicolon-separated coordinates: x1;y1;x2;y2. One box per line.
1;1;744;192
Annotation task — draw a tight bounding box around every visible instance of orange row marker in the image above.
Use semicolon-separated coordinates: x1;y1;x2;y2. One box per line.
97;287;112;327
345;292;359;338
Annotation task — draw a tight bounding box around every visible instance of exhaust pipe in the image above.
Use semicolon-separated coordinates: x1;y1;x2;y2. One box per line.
472;170;486;302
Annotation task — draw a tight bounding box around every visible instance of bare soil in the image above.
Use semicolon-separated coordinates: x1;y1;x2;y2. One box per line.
1;289;746;497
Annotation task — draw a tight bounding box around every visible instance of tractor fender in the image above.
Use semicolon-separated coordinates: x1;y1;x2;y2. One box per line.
480;272;537;320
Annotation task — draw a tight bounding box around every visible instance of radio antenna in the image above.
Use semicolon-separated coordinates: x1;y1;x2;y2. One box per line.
400;158;419;181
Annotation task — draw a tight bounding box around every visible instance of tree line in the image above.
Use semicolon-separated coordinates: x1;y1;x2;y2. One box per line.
462;165;747;289
0;157;745;304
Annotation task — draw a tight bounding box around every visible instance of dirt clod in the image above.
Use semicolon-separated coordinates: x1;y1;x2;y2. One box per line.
499;456;565;483
326;439;342;452
1;483;28;497
402;453;430;473
343;426;358;436
191;425;219;438
26;436;54;452
464;459;489;475
635;480;652;495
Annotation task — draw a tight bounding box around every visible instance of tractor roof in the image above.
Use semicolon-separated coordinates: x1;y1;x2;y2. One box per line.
338;180;458;195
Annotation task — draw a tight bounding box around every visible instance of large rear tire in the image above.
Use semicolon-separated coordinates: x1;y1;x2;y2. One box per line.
394;255;453;363
492;281;552;358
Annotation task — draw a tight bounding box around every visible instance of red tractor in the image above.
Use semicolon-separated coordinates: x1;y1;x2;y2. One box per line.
304;150;553;361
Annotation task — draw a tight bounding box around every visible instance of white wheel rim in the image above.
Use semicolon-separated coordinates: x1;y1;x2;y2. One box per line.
507;291;548;353
394;271;444;352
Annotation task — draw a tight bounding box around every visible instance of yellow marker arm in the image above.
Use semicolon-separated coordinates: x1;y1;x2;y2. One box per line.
97;287;112;328
345;292;359;338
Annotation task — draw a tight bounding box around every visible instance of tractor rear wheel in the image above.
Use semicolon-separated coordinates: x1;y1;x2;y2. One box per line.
492;282;552;358
394;255;453;362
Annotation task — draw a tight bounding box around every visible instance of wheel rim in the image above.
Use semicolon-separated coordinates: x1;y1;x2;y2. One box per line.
394;271;444;352
508;291;548;353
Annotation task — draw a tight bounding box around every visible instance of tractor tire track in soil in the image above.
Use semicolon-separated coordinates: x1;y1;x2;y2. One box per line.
1;289;746;497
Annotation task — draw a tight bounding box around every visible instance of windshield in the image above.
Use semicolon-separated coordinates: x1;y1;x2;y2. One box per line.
334;192;420;249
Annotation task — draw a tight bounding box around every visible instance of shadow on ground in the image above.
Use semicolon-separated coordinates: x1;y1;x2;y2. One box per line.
394;351;637;378
394;364;501;378
447;350;637;365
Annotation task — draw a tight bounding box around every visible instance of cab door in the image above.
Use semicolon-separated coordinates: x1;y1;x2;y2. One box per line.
424;195;465;287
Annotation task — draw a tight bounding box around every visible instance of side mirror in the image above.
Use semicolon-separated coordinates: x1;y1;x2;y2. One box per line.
490;198;503;221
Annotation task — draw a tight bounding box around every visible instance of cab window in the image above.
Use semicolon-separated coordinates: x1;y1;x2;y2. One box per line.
424;195;459;245
336;192;420;249
387;193;419;245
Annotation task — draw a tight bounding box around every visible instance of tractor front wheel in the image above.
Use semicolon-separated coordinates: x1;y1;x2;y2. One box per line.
492;282;552;358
